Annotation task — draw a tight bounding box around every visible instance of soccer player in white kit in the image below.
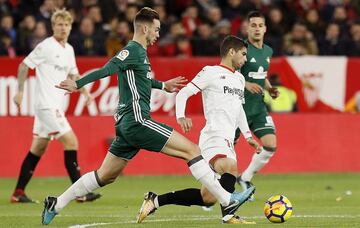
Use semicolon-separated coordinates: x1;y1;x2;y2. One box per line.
137;35;261;224
11;9;100;203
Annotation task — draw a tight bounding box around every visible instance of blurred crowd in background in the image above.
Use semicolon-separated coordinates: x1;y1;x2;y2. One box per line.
0;0;360;57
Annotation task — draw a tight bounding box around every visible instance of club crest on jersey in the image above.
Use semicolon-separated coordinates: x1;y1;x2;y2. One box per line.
116;50;129;61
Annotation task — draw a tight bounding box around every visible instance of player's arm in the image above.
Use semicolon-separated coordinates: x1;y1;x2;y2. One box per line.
175;85;197;133
14;42;46;108
176;67;209;133
151;79;164;90
56;61;118;92
13;62;29;108
151;77;187;92
57;47;139;92
245;81;263;94
238;103;262;153
265;78;279;99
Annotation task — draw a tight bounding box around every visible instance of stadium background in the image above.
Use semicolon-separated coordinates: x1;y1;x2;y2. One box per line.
1;0;360;177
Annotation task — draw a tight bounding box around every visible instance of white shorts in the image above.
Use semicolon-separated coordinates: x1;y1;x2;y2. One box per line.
33;109;72;139
199;134;237;166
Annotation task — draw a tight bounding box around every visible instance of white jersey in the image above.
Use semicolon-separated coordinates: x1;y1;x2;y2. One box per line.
23;36;79;109
186;65;251;140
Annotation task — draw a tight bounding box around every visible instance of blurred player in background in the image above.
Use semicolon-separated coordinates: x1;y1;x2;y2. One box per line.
236;11;280;199
11;9;101;203
42;7;254;225
137;35;259;224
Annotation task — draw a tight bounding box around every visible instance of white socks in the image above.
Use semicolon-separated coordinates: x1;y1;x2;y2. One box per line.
188;156;231;206
241;148;274;182
55;171;100;212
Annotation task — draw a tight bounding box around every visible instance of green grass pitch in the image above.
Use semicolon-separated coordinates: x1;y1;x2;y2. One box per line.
1;173;360;227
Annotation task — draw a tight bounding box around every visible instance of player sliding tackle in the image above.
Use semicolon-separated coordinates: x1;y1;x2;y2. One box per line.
137;35;260;224
41;7;255;225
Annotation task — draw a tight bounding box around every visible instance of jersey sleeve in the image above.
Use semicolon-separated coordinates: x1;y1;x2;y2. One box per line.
151;79;164;90
108;47;140;71
187;66;211;94
23;42;46;69
76;60;118;89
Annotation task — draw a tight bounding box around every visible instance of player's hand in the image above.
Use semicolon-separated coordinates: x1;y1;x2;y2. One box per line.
246;137;262;153
55;79;78;93
164;76;187;92
13;91;23;108
268;87;280;99
245;82;263;94
177;117;193;133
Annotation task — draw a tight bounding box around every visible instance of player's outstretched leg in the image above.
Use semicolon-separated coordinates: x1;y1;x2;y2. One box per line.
137;192;158;223
42;196;58;225
237;176;255;201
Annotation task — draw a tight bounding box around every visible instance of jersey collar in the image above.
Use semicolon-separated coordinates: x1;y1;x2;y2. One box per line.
218;64;235;73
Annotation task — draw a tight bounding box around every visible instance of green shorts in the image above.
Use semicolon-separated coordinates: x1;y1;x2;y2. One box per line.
109;117;173;160
235;111;276;141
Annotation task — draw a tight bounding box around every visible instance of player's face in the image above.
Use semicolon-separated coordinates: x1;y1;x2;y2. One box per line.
145;19;160;46
52;17;72;41
232;47;247;69
248;17;266;42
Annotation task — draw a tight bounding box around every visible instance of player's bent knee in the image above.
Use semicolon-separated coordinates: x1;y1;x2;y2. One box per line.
213;158;238;176
201;193;217;206
60;132;79;150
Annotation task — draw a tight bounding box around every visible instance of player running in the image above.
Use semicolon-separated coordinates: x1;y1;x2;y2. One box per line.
137;35;260;224
236;11;280;200
11;9;100;204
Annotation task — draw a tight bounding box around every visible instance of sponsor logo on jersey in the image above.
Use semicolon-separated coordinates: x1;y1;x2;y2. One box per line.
250;57;256;63
223;86;244;100
248;66;267;79
54;65;68;72
116;50;129;61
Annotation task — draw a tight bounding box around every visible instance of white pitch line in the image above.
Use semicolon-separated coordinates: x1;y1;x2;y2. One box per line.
68;215;360;228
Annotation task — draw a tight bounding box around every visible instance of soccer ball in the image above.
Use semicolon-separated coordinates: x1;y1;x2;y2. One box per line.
264;195;293;223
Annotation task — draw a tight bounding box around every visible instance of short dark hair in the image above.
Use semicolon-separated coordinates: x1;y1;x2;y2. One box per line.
247;11;265;21
134;7;159;24
220;35;247;57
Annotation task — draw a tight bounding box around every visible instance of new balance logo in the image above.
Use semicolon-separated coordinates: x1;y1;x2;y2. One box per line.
250;58;256;63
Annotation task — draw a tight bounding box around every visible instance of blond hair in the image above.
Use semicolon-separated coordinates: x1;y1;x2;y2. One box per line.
51;9;73;26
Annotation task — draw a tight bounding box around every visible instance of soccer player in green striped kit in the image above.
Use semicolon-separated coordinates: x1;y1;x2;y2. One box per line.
236;11;280;200
41;7;254;225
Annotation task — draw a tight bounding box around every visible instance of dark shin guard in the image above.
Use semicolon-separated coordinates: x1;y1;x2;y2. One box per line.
64;150;81;183
158;188;206;207
15;151;41;191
